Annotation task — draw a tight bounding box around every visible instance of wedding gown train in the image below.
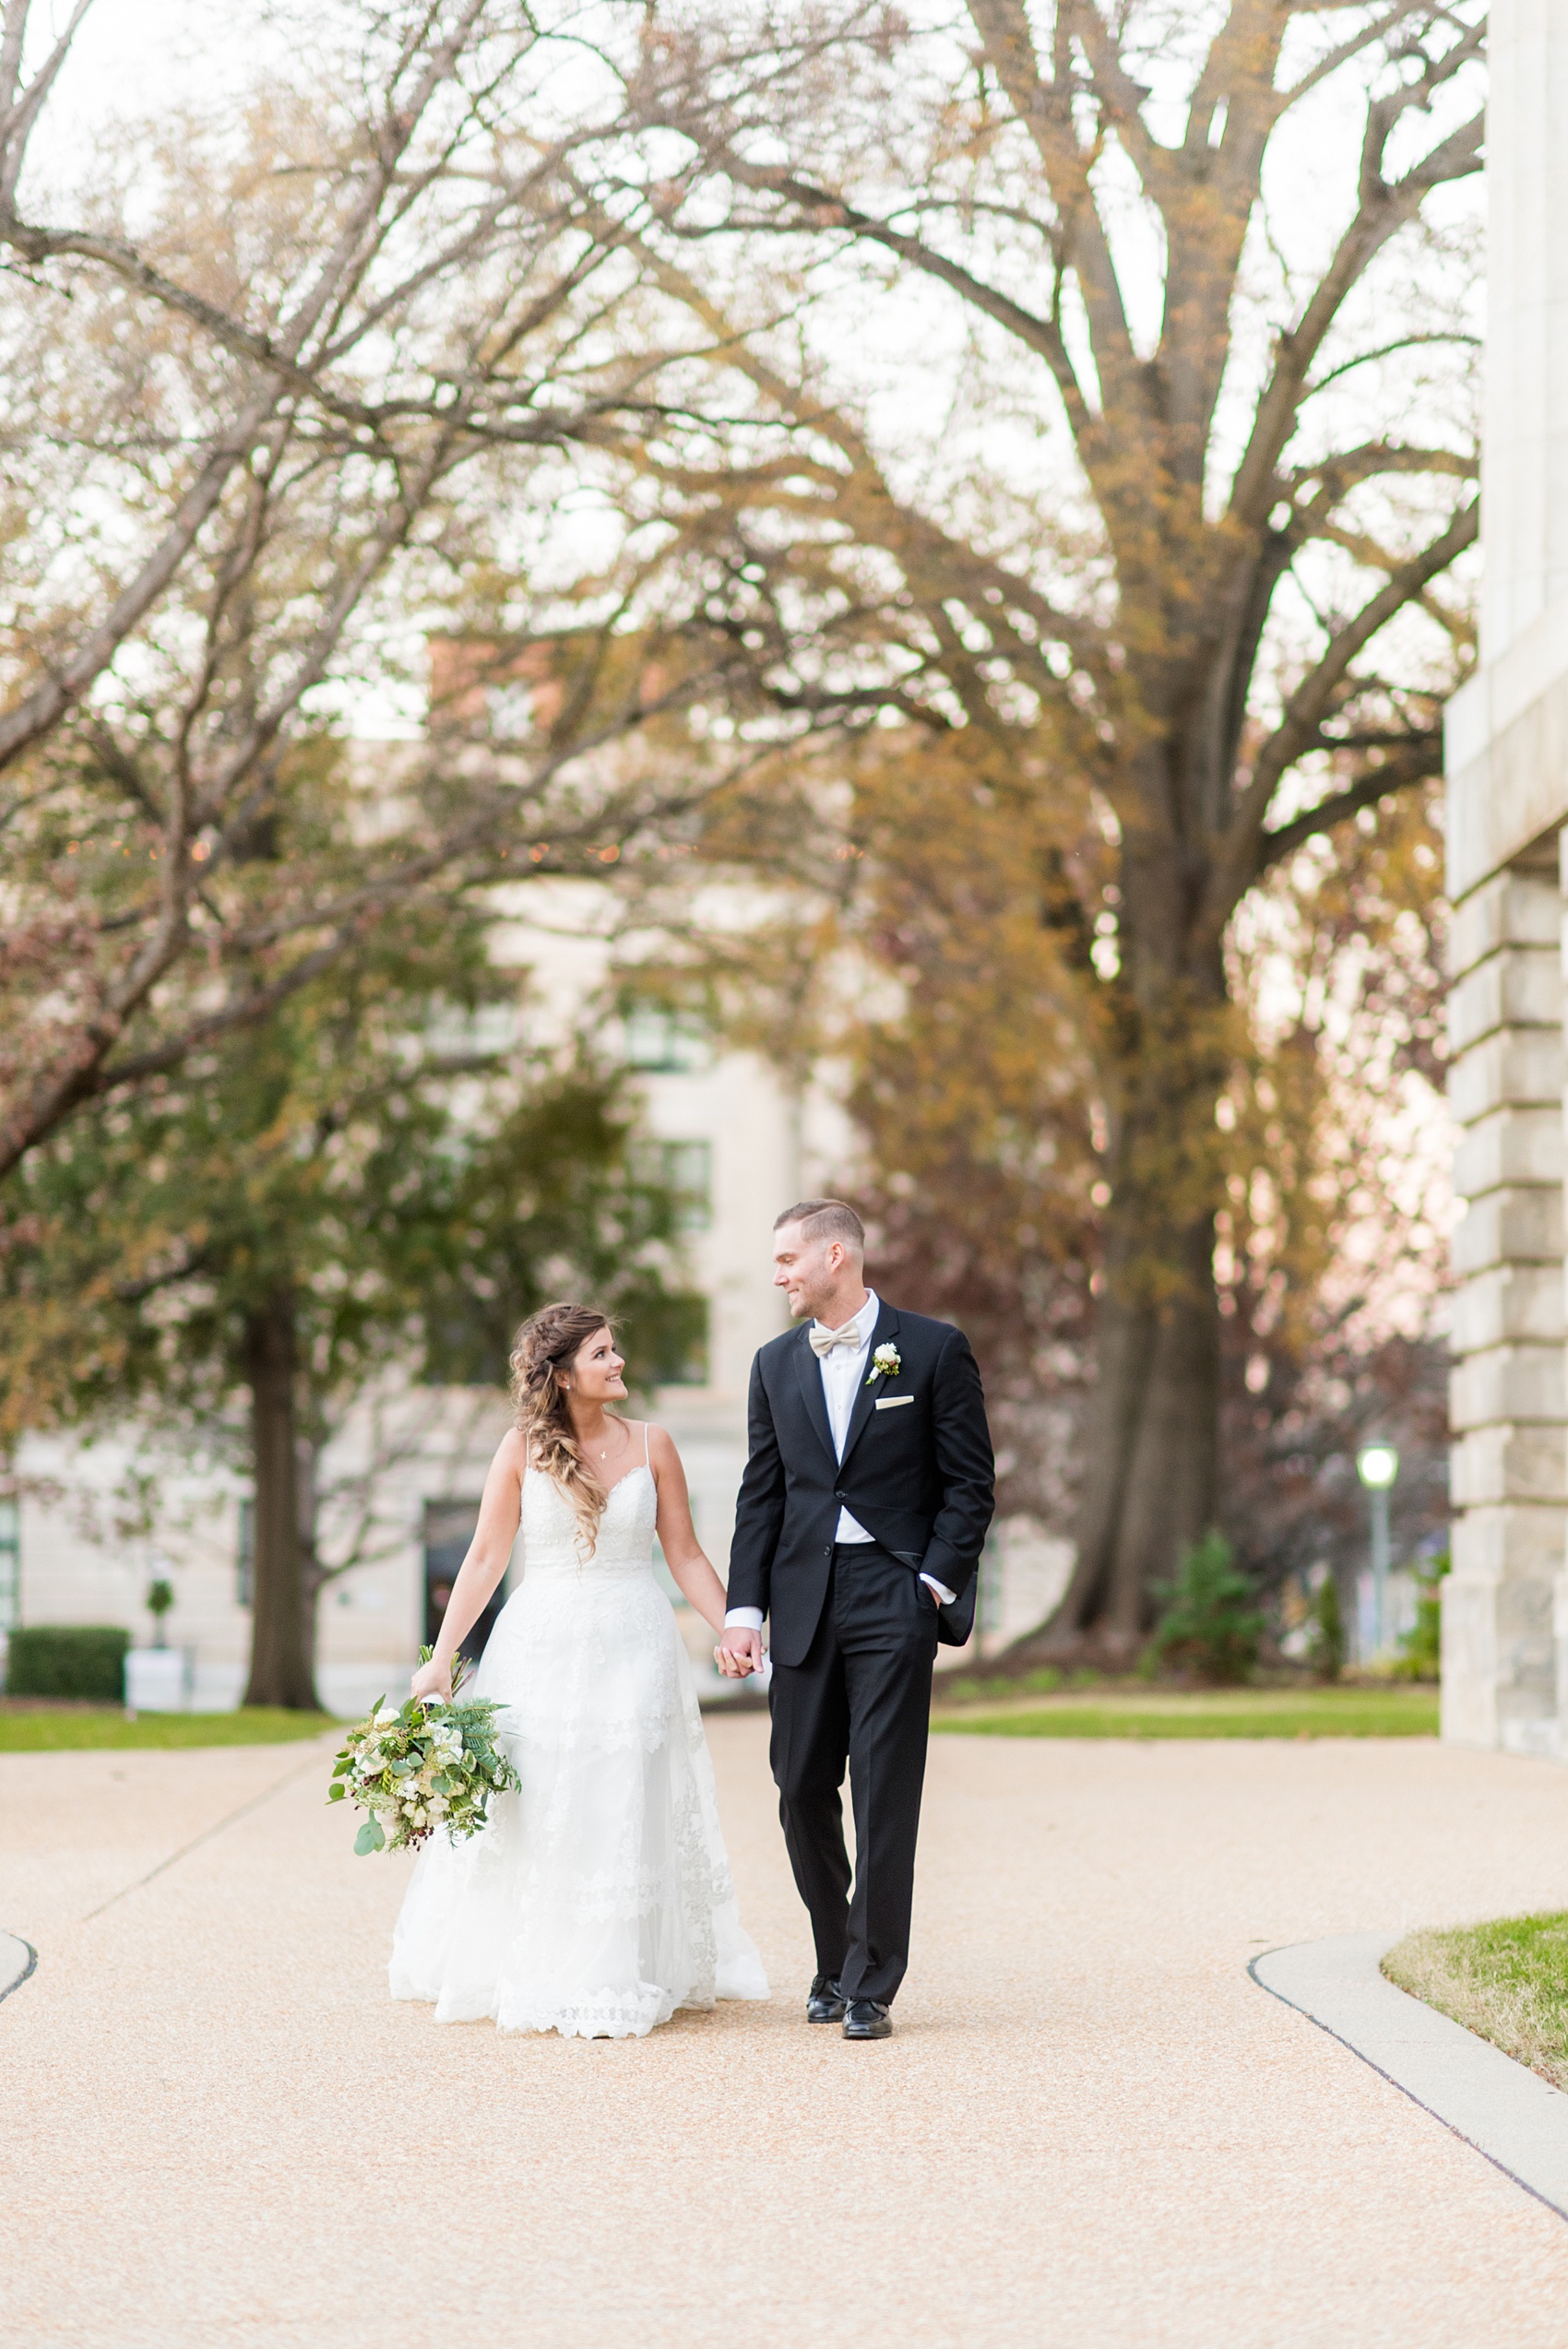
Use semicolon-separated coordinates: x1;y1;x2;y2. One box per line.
389;1445;769;2038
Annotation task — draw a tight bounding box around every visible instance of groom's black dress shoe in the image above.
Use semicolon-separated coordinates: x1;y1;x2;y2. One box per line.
842;1999;892;2040
806;1975;847;2023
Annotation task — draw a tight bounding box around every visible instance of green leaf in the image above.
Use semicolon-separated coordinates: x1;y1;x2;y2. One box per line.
327;1781;345;1801
354;1815;386;1856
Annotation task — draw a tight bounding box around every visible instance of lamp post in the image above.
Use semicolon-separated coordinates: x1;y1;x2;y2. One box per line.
1356;1442;1399;1655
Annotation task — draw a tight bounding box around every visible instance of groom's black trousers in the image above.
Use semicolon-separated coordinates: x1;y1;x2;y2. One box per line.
769;1540;937;2006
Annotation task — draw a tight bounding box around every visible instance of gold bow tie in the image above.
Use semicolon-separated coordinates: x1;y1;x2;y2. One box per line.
809;1323;863;1357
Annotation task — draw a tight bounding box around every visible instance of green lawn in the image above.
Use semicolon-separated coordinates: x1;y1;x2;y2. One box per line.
0;1685;1439;1750
930;1685;1440;1738
1384;1914;1568;2090
0;1706;339;1752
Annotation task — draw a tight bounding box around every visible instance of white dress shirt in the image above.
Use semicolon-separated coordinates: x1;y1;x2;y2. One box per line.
819;1286;882;1544
725;1290;956;1632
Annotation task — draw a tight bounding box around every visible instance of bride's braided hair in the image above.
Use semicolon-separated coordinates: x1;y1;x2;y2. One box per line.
509;1301;621;1553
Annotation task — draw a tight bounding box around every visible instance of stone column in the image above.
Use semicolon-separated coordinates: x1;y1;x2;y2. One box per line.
1443;0;1568;1750
1481;0;1568;661
1445;853;1566;1753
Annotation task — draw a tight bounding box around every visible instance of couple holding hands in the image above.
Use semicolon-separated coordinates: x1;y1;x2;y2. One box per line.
390;1197;994;2042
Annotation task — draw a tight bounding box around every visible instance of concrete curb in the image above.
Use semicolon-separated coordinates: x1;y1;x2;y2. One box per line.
0;1930;36;2006
1252;1929;1568;2222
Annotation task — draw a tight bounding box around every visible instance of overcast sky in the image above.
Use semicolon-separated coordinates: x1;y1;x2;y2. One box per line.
32;0;282;160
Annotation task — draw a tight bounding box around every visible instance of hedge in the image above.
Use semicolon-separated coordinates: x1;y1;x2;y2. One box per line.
6;1625;131;1702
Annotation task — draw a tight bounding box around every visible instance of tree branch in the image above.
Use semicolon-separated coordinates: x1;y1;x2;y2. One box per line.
1206;497;1476;923
1250;736;1444;877
1229;86;1482;532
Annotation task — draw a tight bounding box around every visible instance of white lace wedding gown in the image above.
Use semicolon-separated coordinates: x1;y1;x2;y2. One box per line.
388;1446;768;2038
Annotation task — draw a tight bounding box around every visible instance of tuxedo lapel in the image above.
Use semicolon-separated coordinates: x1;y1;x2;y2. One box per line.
791;1325;838;1466
837;1301;901;1473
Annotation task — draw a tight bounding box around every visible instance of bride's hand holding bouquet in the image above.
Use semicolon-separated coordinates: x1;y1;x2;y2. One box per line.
328;1647;518;1856
410;1652;453;1704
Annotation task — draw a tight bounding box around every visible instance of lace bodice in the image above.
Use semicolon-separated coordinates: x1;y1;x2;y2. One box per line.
518;1459;658;1578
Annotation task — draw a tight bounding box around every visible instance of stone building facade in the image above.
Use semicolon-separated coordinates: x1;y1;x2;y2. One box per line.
1444;0;1568;1751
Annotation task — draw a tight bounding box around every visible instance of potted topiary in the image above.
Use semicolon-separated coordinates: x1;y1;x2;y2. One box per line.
124;1574;186;1713
146;1577;174;1649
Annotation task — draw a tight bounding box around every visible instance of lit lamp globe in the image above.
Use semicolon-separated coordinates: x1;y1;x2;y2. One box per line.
1357;1443;1399;1489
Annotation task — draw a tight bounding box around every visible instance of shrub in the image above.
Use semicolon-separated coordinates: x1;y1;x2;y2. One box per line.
6;1625;131;1702
1142;1532;1262;1685
1306;1572;1346;1683
1394;1552;1448;1682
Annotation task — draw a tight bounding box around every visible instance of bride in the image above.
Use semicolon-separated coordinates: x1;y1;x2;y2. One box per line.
389;1301;768;2037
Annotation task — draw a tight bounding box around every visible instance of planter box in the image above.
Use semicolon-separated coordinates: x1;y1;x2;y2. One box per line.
125;1648;190;1713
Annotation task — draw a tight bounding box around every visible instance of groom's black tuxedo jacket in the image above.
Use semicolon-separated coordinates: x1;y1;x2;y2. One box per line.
726;1300;996;1667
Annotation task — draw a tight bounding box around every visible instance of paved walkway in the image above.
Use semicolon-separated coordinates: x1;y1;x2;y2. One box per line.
8;1724;1568;2346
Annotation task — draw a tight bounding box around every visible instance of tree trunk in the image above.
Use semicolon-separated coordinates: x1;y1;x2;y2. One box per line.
1027;887;1230;1664
241;1287;321;1710
1044;1207;1221;1663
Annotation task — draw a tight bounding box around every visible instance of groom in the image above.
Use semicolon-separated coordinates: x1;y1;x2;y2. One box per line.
719;1200;994;2040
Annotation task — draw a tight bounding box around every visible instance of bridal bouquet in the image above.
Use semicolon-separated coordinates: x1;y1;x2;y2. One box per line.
328;1651;520;1856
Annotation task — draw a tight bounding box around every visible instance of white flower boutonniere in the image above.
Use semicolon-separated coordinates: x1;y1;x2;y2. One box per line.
867;1342;901;1386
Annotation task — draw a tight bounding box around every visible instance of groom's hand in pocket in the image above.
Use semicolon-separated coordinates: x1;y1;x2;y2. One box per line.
717;1626;763;1678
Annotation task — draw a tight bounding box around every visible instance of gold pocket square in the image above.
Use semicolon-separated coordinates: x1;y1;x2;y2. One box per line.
874;1395;914;1410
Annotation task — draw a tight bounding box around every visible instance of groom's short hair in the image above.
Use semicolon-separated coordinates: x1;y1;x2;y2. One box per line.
775;1198;864;1251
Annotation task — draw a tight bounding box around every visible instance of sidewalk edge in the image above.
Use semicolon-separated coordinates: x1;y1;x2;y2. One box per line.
1251;1929;1568;2224
0;1930;36;2006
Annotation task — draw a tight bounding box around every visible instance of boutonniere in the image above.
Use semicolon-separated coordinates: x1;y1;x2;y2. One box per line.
867;1343;901;1386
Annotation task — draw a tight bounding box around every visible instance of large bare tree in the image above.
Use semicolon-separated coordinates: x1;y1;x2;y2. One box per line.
631;0;1481;1655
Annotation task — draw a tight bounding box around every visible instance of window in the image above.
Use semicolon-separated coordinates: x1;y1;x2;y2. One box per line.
622;1002;709;1074
634;1138;713;1230
237;1499;254;1608
424;998;517;1058
0;1497;18;1631
642;1295;710;1387
663;1141;713;1229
